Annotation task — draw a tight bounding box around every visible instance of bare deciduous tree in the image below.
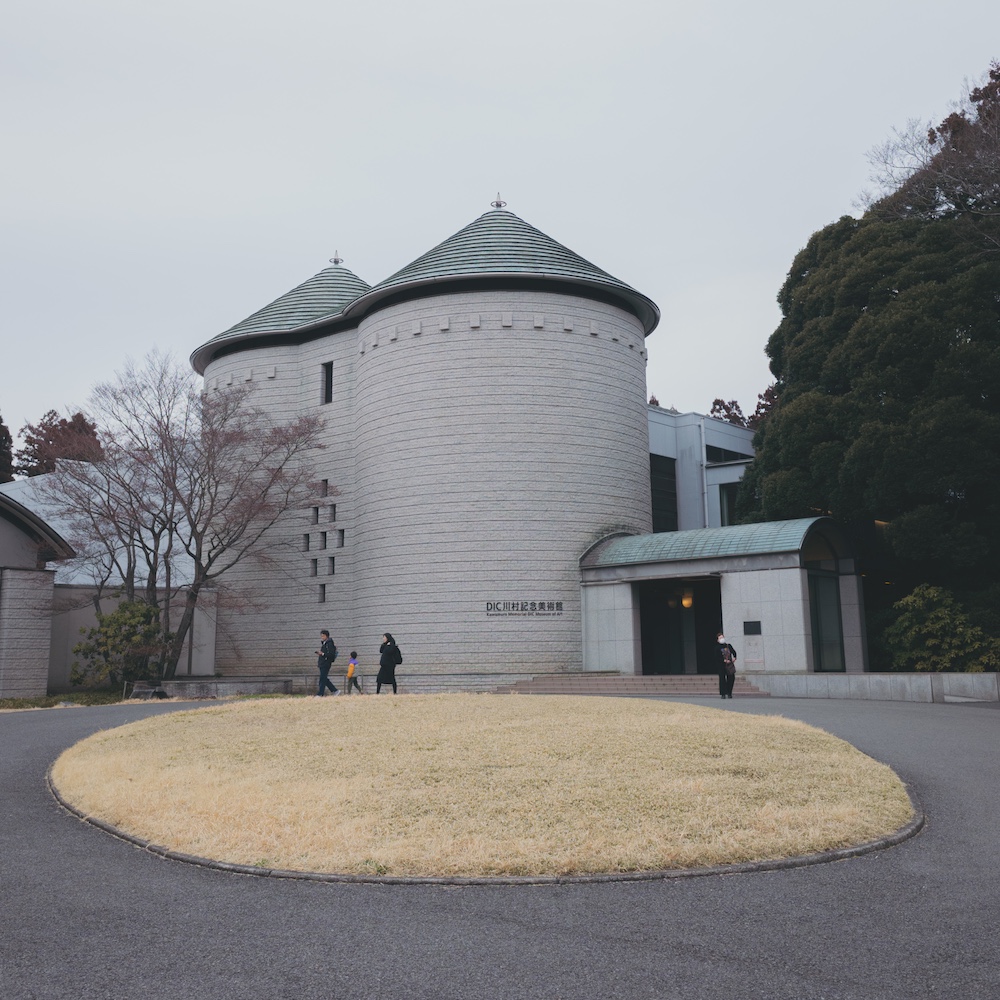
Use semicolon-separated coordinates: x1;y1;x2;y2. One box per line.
47;352;324;679
861;62;1000;251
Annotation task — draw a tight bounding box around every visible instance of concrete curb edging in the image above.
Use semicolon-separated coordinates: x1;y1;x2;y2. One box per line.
46;771;925;886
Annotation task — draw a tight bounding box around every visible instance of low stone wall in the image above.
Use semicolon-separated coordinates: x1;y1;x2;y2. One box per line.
746;672;1000;703
152;671;1000;702
157;672;542;699
153;678;295;699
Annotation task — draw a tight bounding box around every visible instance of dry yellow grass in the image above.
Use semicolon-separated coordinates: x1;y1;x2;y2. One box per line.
50;694;913;877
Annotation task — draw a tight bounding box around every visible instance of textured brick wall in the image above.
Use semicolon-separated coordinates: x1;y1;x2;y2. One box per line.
352;290;650;673
0;568;55;698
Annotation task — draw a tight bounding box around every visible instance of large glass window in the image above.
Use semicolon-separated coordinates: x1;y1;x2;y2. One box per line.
809;573;845;672
649;454;677;533
719;483;740;526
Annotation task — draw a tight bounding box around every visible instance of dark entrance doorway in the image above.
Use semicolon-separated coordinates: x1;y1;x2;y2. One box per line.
638;578;722;675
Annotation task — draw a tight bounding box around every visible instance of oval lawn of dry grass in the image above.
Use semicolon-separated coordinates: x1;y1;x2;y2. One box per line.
50;694;914;878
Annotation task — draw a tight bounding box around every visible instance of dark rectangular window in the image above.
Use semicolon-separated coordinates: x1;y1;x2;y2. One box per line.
310;507;319;525
320;479;329;497
318;583;326;603
329;504;337;522
302;534;310;552
650;454;678;533
328;557;335;575
321;363;333;404
706;444;753;464
319;531;328;550
336;529;345;548
743;620;762;635
720;483;740;526
309;559;318;577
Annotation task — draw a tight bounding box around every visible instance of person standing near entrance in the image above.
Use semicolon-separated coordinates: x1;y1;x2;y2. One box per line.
717;631;737;699
315;629;340;696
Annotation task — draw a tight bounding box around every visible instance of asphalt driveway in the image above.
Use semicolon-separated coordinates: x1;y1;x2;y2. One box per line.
1;697;997;1000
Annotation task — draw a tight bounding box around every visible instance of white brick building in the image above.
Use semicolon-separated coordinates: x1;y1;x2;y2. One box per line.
188;204;867;687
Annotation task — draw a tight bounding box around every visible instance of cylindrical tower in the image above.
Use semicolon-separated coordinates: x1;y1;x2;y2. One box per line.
344;208;658;673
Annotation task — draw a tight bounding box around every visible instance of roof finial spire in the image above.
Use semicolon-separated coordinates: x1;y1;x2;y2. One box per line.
491;192;507;210
329;251;343;265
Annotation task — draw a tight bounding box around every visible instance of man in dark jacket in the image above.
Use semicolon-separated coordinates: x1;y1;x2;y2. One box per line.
315;629;340;696
716;631;737;699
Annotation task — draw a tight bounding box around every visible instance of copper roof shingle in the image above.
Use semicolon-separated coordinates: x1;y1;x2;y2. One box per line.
345;208;659;333
191;264;370;373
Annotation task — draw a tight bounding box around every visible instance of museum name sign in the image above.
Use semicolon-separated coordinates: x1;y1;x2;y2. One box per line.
485;600;565;618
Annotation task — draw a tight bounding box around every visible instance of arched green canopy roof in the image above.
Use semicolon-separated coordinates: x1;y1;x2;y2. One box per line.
344;208;660;334
582;518;837;568
191;264;371;373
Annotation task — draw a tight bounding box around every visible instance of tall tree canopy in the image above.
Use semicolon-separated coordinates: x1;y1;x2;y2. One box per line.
740;213;1000;589
739;64;1000;660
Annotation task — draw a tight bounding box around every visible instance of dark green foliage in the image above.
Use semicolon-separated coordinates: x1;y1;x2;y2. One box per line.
883;585;998;672
0;412;12;483
741;213;1000;603
737;65;1000;667
71;600;173;693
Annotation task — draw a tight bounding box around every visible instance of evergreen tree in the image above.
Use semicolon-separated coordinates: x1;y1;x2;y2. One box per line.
738;65;1000;660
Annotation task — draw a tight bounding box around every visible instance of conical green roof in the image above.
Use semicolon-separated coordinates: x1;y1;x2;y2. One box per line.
345;209;659;333
191;263;370;373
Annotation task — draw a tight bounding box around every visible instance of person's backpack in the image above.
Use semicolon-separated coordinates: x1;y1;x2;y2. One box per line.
721;644;735;675
393;645;402;665
331;643;338;662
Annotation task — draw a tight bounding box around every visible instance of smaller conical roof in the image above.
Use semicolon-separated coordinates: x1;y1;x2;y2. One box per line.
191;263;370;373
345;209;659;333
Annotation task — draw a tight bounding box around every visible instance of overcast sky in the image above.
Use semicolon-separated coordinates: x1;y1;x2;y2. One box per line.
2;0;997;440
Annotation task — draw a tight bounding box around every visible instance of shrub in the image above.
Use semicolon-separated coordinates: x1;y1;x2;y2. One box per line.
883;585;998;672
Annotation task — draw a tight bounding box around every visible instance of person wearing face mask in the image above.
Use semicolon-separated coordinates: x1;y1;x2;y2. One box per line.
716;631;737;699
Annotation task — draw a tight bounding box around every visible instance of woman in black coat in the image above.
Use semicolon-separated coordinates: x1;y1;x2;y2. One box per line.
716;631;737;699
377;632;400;694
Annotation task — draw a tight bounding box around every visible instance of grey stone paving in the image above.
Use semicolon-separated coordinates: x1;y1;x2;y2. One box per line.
1;697;997;999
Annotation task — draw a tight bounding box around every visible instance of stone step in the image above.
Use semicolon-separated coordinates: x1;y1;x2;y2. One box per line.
176;672;769;699
495;674;770;698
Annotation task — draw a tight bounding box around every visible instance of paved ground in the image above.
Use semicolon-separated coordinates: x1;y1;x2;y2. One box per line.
1;696;997;1000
